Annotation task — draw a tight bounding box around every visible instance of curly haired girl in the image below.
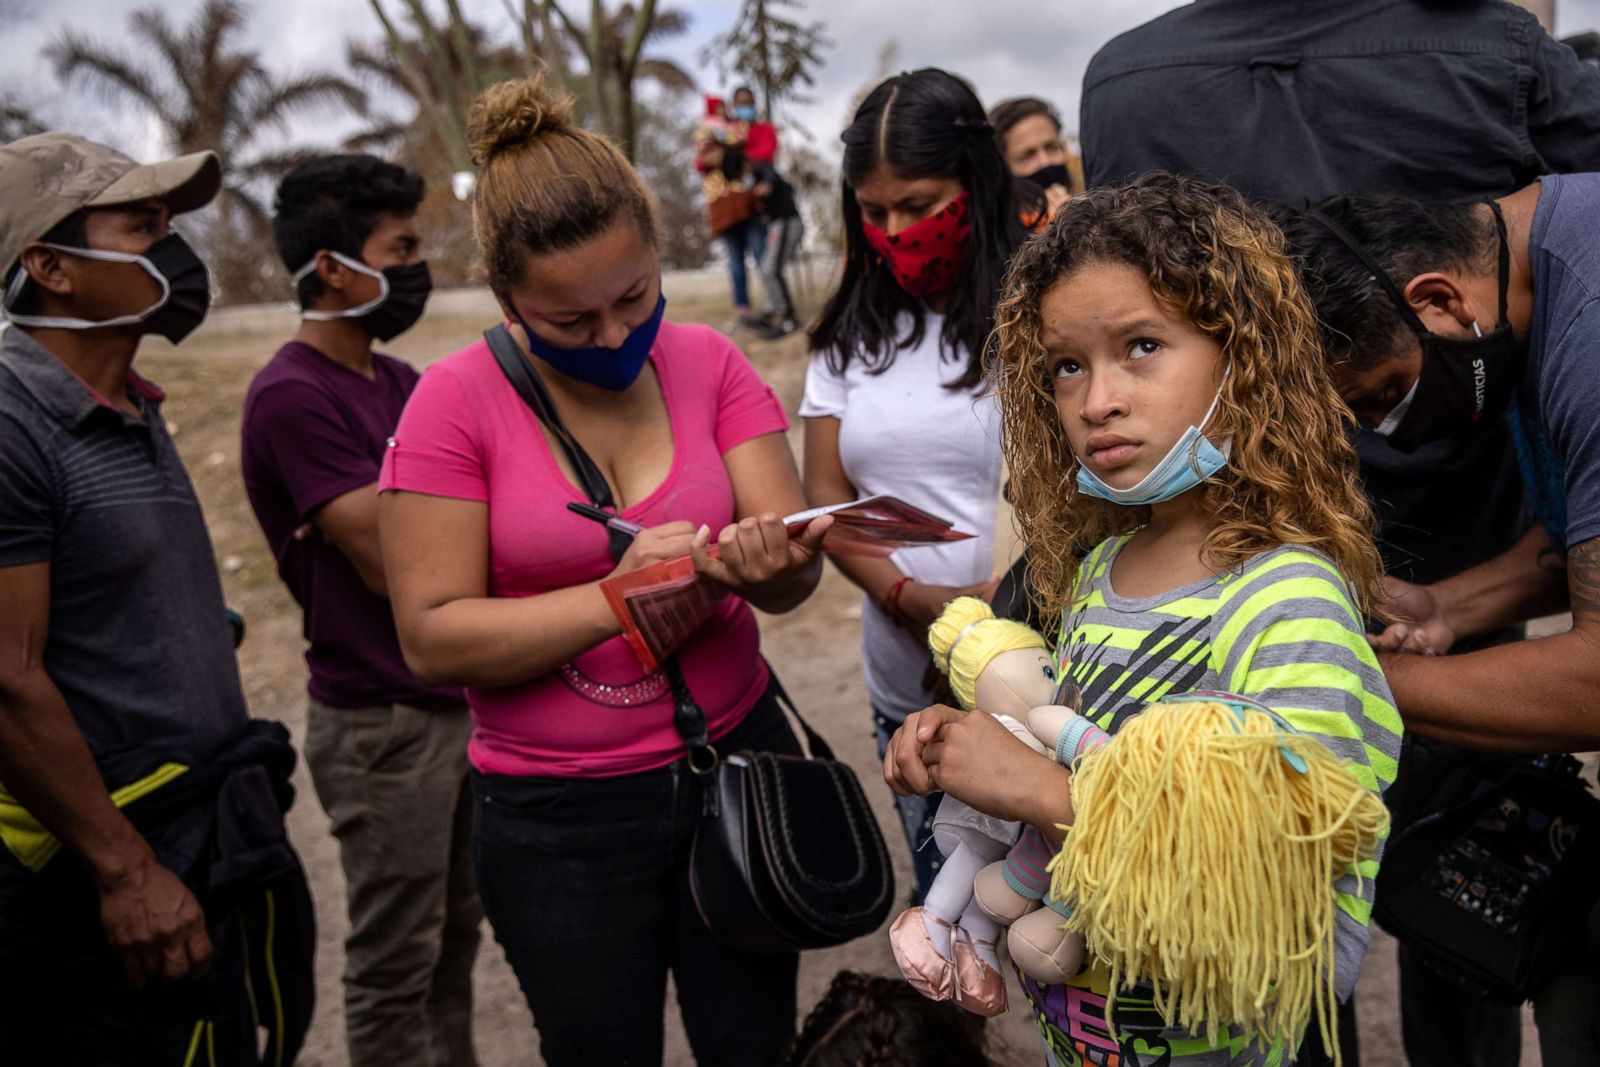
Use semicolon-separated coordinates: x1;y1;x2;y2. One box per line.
884;173;1404;1064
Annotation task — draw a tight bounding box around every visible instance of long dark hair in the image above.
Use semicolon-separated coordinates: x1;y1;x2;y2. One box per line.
808;68;1032;391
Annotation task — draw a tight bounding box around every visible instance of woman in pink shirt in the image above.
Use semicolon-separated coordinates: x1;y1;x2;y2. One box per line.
378;76;829;1066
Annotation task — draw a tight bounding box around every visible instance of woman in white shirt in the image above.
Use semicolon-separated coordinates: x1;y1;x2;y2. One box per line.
802;68;1035;900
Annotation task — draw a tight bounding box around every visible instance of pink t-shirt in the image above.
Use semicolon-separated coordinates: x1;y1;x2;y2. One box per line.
379;320;789;778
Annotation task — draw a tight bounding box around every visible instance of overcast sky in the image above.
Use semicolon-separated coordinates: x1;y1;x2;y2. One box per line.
8;0;1600;165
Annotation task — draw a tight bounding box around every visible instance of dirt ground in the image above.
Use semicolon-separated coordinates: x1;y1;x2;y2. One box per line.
135;296;1540;1066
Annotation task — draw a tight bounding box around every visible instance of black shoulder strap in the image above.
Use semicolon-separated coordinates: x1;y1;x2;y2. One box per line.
486;322;714;761
484;323;633;562
1303;207;1432;339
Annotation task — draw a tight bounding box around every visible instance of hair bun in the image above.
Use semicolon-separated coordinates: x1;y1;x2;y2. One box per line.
468;75;574;164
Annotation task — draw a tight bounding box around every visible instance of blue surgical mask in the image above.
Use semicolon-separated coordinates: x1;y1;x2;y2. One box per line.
512;293;666;392
731;104;758;122
1074;371;1232;506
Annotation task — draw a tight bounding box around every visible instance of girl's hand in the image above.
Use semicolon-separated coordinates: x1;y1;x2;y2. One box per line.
896;574;1003;630
883;705;966;797
690;513;833;596
609;521;698;577
919;705;1068;826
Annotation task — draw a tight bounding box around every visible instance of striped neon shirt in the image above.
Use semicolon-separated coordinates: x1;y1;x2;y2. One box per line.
1027;533;1403;1066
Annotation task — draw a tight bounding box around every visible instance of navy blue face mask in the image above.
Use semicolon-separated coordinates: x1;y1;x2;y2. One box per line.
512;292;667;392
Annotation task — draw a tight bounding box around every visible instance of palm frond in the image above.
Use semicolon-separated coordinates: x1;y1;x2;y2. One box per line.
194;0;250;78
635;57;694;94
233;146;325;183
128;7;200;113
245;73;369;132
221;185;268;230
345;39;410;91
647;7;689;41
342;121;412;153
47;32;177;128
0;103;45;140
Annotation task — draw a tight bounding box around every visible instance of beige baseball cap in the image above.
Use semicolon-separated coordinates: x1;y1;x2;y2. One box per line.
0;132;221;273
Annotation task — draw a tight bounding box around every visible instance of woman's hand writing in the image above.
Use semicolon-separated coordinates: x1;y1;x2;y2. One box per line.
608;521;699;578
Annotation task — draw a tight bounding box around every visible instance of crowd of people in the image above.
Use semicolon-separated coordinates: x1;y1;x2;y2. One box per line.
1;1;1598;1065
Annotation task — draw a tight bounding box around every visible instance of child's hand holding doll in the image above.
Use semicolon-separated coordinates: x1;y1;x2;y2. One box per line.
884;598;1102;1016
886;704;1068;828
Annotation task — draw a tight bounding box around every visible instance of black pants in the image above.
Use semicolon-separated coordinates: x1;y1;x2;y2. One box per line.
472;683;801;1066
0;844;312;1066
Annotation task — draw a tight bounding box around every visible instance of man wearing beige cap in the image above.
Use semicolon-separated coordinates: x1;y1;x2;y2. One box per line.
0;133;312;1064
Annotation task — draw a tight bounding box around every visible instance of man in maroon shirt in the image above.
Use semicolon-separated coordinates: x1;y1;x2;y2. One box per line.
241;155;478;1067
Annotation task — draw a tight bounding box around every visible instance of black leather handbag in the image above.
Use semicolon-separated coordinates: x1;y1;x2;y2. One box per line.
684;682;895;953
486;324;894;953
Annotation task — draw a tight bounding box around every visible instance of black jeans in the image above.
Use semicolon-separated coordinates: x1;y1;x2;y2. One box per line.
471;682;802;1066
0;823;313;1066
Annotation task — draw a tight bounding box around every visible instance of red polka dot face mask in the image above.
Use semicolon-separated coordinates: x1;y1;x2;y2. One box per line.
861;191;972;301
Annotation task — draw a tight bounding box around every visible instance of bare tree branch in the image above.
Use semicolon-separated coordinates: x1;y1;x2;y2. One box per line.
442;0;485;99
545;0;587;53
620;0;657;80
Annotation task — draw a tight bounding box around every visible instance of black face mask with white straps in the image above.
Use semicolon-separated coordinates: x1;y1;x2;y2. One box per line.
2;231;213;343
1306;201;1524;453
293;252;433;343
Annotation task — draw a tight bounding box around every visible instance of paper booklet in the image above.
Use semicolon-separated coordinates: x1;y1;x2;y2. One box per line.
600;495;972;672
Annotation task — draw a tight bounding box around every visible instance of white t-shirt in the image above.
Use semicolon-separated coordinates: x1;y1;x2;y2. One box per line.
801;313;1003;720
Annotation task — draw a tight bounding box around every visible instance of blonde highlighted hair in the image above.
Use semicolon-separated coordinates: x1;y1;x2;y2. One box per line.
992;173;1384;624
466;74;658;297
927;596;1048;710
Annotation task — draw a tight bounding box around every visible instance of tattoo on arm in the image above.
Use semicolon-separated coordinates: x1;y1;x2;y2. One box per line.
1567;538;1600;616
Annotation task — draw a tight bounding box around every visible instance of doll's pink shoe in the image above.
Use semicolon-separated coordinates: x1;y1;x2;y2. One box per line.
951;929;1008;1017
888;907;957;1001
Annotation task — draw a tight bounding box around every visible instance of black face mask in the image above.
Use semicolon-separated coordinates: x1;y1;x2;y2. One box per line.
1021;162;1073;192
1306;202;1523;453
1;231;212;343
362;261;433;342
295;253;433;342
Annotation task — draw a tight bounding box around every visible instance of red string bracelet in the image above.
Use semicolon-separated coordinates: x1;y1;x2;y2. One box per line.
884;576;913;625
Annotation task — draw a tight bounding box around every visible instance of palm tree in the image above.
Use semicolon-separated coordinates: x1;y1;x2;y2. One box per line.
347;3;532;173
47;0;369;302
356;1;691;166
0;100;43;142
546;1;694;158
